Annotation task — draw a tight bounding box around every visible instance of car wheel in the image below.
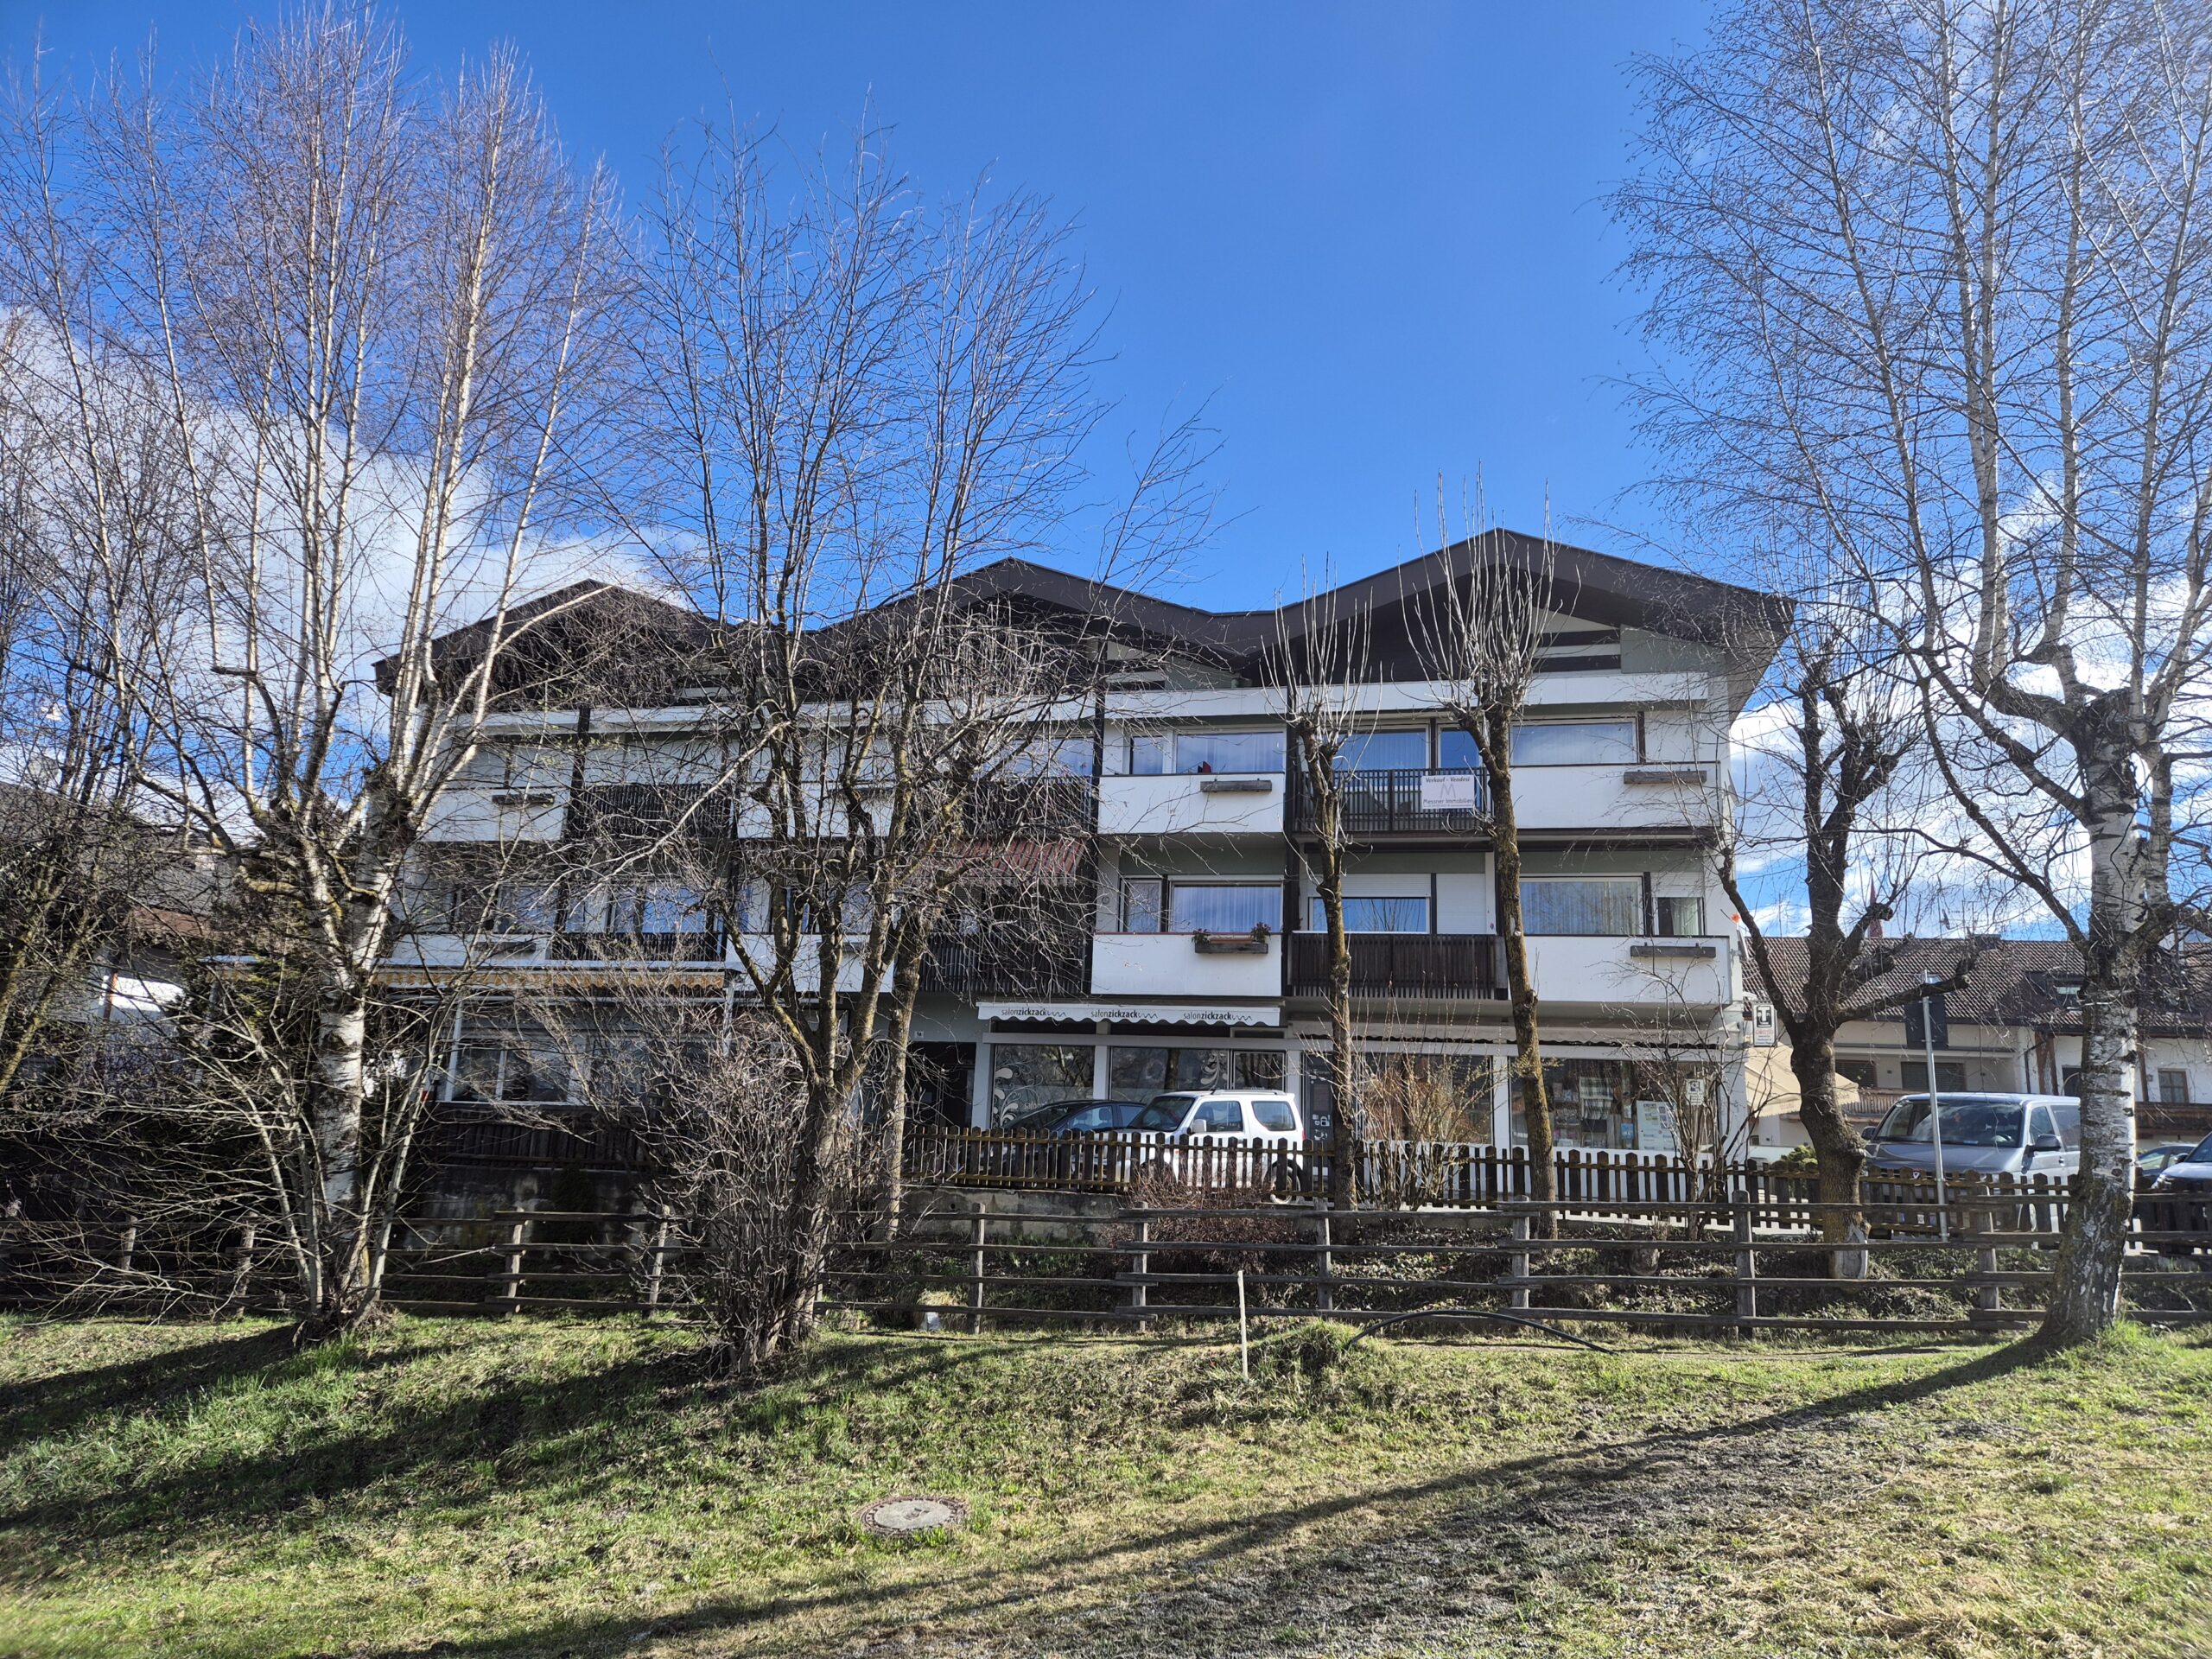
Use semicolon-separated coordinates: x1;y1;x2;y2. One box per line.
1267;1156;1312;1202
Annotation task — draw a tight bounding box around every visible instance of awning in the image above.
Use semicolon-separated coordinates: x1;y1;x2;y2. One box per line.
977;1000;1281;1028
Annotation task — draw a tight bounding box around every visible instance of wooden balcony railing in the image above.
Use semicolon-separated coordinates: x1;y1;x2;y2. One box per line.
1287;931;1501;1000
916;935;1090;998
548;930;722;963
1287;766;1490;837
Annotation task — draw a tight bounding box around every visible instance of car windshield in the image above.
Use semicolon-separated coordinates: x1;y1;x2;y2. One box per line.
2192;1135;2212;1163
1133;1094;1197;1131
1876;1096;2027;1147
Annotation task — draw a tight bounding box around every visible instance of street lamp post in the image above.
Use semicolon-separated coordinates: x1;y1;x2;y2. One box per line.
1920;974;1948;1242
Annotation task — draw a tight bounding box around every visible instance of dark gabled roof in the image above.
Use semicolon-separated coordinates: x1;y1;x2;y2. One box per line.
374;580;722;702
1751;935;2212;1037
401;529;1795;704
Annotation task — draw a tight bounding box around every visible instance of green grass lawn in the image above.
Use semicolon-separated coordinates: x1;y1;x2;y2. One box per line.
3;1313;2209;1658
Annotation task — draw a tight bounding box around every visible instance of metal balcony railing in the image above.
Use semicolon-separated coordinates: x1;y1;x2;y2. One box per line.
917;934;1091;998
1287;766;1490;837
1287;931;1502;999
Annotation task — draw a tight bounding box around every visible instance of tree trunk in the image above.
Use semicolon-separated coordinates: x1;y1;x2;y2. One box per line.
1788;1033;1865;1248
877;928;930;1238
2041;980;2137;1344
1321;872;1355;1208
1488;732;1555;1235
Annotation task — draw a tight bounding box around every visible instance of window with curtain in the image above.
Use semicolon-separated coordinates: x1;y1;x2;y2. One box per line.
1168;883;1282;933
1175;730;1285;773
1333;729;1429;772
1520;878;1643;936
1510;720;1639;766
1308;895;1429;932
1654;895;1705;937
1109;1046;1283;1096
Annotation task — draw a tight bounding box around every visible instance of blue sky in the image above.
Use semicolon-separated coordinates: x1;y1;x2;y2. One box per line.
7;1;1713;609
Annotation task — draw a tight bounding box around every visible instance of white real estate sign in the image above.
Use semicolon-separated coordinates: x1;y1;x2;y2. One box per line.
1416;772;1479;811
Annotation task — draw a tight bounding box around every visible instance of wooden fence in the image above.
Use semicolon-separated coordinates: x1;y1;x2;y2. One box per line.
9;1189;2211;1337
901;1124;2073;1232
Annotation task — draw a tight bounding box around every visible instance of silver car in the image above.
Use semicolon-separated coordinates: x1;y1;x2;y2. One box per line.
1865;1092;2084;1179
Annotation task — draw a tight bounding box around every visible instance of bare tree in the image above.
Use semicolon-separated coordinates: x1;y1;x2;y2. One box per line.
614;123;1193;1371
1619;0;2212;1339
0;6;623;1329
1268;571;1375;1205
1719;584;1992;1241
1410;512;1567;1226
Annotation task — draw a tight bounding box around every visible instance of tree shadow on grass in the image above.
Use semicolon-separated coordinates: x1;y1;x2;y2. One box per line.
353;1337;2056;1659
0;1320;1018;1572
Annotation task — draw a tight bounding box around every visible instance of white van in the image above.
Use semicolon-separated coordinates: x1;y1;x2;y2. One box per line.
1127;1090;1305;1147
1865;1092;2088;1179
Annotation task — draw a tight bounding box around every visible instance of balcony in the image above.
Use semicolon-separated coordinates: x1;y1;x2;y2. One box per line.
1286;764;1719;840
1286;931;1501;1001
1287;767;1489;838
1097;772;1282;837
548;929;724;964
917;934;1091;999
1090;930;1283;999
1527;934;1734;1008
421;785;567;843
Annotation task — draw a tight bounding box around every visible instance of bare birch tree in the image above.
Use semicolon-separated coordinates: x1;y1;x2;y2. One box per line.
0;6;623;1328
1620;0;2212;1339
1411;513;1567;1225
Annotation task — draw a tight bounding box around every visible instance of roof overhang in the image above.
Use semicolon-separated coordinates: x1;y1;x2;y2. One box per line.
978;999;1281;1028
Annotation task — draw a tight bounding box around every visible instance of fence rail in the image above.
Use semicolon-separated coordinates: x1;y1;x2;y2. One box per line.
10;1189;2211;1338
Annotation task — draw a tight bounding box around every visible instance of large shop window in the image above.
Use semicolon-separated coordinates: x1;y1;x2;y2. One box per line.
1517;1058;1638;1151
1109;1046;1285;1097
1307;895;1429;933
988;1043;1093;1124
451;1031;573;1103
1131;729;1286;776
1363;1052;1495;1142
1521;877;1643;936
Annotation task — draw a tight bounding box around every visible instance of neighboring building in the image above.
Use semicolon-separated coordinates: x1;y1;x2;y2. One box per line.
1745;936;2212;1149
385;533;1792;1179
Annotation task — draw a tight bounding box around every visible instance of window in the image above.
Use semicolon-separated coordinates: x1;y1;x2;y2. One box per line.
1250;1097;1298;1132
1121;877;1163;933
1900;1060;1968;1093
1510;720;1638;766
1521;878;1643;936
988;1043;1094;1124
1176;730;1286;774
2158;1068;2193;1104
1192;1100;1246;1135
1523;1058;1637;1151
1109;1046;1283;1096
1333;730;1429;772
1835;1058;1881;1090
1361;1053;1494;1141
1654;895;1705;938
1169;883;1281;934
1007;736;1093;777
1130;734;1168;775
450;1033;571;1103
1309;895;1429;933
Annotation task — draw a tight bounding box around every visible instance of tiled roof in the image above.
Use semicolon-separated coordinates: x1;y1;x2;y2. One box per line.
1751;935;2212;1036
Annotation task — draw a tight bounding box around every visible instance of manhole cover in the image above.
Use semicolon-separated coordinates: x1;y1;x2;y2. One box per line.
857;1495;969;1537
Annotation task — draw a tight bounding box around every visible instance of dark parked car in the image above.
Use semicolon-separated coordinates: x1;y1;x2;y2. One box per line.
999;1098;1149;1136
2137;1142;2202;1191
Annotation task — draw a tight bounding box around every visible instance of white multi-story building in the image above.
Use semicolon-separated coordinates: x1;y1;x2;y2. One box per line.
389;533;1792;1165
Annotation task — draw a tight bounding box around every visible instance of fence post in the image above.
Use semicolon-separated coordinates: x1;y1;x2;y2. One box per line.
1314;1205;1334;1314
1508;1210;1532;1312
1973;1200;2003;1319
1733;1202;1758;1333
968;1206;988;1335
226;1222;257;1307
1127;1215;1150;1319
495;1215;528;1316
643;1206;672;1317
